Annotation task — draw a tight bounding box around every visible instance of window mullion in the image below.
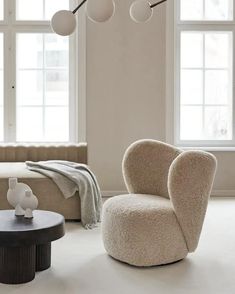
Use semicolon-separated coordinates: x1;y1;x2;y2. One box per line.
8;29;16;142
42;34;45;140
202;32;205;139
4;0;16;142
203;0;205;20
232;29;235;142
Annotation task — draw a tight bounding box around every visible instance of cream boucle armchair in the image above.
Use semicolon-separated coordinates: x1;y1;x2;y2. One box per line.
102;140;217;267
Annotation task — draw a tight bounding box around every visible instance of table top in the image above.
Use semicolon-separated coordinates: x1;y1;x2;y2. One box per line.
0;210;65;247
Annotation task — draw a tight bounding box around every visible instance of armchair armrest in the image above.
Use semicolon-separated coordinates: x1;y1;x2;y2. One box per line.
168;151;217;252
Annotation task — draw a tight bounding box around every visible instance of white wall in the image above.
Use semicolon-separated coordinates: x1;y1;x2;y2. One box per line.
86;0;166;193
86;0;235;196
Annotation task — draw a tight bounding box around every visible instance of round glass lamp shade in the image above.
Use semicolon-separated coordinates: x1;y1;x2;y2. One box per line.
51;10;77;36
130;0;153;23
86;0;115;23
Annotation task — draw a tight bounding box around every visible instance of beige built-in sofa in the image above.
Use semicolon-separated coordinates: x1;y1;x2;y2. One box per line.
0;144;87;220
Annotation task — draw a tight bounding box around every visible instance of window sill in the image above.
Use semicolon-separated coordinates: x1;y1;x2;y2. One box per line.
179;146;235;152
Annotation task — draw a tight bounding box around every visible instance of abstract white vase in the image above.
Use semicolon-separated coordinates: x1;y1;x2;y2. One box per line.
20;190;38;218
7;178;32;216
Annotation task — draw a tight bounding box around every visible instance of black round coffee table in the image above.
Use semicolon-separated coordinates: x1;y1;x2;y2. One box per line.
0;210;65;284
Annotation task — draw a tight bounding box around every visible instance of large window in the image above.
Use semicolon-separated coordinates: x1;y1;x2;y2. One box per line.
0;33;3;142
0;0;3;20
175;0;235;147
0;0;77;143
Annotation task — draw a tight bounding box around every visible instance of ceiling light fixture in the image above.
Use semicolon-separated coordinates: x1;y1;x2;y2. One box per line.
51;0;115;36
130;0;167;23
51;0;167;36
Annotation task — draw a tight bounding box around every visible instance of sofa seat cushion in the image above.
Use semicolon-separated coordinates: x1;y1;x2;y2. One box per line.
0;162;47;179
0;162;81;220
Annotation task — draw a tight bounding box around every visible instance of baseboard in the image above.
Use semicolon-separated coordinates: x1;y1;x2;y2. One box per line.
211;190;235;197
102;191;127;198
102;190;235;198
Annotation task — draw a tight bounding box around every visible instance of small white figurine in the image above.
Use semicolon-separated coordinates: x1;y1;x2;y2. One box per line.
7;178;32;216
20;190;38;218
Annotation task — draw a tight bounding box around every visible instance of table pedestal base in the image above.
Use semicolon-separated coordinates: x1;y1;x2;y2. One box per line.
0;243;51;284
36;243;51;271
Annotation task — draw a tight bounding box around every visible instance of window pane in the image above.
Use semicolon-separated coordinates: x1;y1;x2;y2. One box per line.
45;34;69;68
45;0;69;20
180;0;233;21
181;70;203;104
204;106;232;140
16;0;69;20
16;33;69;142
0;33;2;69
205;0;233;21
180;31;233;141
180;0;203;20
17;107;43;142
16;0;43;20
181;33;203;68
0;34;3;142
0;0;3;20
205;33;232;68
17;70;43;106
180;106;203;140
205;70;231;105
0;106;3;141
45;71;69;106
0;70;3;104
17;34;43;69
45;107;69;141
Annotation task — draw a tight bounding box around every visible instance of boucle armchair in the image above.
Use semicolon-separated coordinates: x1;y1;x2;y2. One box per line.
102;140;217;267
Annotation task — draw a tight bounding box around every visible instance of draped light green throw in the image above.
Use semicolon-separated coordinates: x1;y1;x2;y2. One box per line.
26;160;102;229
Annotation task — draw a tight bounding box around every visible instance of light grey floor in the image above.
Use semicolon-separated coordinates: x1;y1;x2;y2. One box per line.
0;197;234;294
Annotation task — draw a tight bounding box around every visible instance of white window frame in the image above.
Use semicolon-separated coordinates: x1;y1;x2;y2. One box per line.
0;0;86;144
166;0;235;149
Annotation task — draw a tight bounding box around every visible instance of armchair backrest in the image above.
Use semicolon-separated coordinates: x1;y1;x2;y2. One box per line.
122;140;181;198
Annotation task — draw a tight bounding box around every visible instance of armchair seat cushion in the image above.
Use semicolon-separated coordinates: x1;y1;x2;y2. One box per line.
102;194;188;267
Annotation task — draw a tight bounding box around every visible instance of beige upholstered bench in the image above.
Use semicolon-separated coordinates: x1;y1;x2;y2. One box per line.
0;144;87;220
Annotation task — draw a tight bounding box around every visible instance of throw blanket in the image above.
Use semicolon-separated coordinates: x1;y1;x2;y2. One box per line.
26;160;102;229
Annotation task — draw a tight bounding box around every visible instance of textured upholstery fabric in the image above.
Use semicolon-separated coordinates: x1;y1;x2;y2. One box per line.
168;151;217;252
102;140;217;266
102;194;188;267
0;144;87;219
0;144;87;163
122;140;180;198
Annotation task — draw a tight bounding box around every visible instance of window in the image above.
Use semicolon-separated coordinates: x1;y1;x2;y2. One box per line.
0;0;77;143
0;0;3;20
0;34;3;142
16;0;69;21
175;0;235;147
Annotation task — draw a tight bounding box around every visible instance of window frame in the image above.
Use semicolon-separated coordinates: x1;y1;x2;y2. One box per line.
0;0;85;144
173;0;235;148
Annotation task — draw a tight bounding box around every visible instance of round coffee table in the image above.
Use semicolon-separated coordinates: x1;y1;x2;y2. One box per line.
0;210;65;284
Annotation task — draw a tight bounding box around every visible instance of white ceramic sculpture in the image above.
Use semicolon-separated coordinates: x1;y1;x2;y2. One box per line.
7;178;32;216
20;190;38;218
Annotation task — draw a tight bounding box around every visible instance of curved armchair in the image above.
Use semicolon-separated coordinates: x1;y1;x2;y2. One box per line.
102;140;217;267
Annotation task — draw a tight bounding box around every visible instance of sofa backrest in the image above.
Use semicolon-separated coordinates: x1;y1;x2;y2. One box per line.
0;143;87;163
